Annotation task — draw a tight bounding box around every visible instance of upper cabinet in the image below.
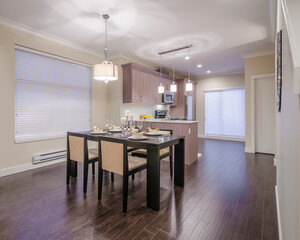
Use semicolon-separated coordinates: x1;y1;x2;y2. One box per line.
122;63;172;105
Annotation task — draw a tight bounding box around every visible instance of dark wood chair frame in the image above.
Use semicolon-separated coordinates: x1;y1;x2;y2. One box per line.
97;138;147;212
66;132;98;194
131;129;173;178
110;145;138;183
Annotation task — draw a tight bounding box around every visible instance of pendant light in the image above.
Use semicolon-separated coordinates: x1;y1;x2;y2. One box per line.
94;14;118;84
186;46;193;91
170;52;177;92
158;55;165;93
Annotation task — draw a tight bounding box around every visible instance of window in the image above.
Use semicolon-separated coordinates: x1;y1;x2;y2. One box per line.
205;88;245;138
15;47;91;143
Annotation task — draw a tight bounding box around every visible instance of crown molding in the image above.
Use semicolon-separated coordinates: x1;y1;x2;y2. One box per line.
193;69;245;80
0;16;103;58
112;54;158;69
242;49;275;59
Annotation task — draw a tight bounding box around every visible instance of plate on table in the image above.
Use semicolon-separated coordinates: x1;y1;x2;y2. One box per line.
110;129;122;133
128;136;148;141
145;132;162;136
90;131;107;135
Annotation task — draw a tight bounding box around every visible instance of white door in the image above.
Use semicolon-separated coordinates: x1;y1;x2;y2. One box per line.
255;77;275;154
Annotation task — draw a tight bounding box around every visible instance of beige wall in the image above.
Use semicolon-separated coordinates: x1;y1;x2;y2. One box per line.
244;54;275;150
195;73;245;136
0;24;107;170
276;2;300;239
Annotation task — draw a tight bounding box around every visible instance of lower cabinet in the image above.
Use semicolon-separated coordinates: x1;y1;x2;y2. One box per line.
137;121;198;165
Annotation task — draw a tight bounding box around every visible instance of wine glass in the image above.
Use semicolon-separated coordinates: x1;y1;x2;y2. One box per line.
105;120;113;134
137;120;143;132
129;121;136;132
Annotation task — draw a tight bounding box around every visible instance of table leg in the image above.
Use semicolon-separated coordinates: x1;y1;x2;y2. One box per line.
147;145;160;211
174;138;184;187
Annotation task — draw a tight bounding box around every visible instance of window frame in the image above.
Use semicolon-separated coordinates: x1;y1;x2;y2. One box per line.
14;45;92;143
204;87;245;139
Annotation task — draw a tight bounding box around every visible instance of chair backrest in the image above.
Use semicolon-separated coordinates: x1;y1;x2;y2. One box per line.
100;139;127;176
159;129;173;136
67;133;88;163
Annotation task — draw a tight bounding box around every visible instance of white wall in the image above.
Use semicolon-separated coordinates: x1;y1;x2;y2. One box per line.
276;1;300;239
195;73;245;136
244;54;275;151
0;23;107;173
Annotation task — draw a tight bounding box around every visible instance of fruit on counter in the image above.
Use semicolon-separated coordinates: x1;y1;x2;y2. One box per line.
140;115;153;119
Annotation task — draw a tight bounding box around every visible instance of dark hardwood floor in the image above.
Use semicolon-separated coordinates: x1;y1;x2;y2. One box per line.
0;139;279;240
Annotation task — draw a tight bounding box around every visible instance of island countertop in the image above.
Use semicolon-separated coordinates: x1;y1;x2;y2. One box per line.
136;120;198;165
138;119;198;124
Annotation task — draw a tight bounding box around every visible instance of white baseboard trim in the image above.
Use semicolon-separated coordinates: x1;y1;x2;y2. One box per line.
0;158;66;178
198;134;245;142
245;147;255;153
275;185;283;240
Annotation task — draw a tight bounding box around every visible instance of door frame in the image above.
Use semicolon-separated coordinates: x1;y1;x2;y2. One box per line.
249;73;275;153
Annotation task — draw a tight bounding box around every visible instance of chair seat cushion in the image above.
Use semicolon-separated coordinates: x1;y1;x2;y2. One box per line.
132;147;170;157
88;148;98;160
128;156;147;171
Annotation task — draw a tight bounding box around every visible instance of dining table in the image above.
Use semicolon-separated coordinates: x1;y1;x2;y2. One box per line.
68;130;185;211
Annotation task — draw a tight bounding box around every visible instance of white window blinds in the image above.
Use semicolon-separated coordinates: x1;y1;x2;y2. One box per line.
15;48;92;143
205;88;245;138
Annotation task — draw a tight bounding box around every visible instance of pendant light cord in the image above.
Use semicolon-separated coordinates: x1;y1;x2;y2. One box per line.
103;14;109;62
160;55;162;82
172;52;175;84
188;47;191;82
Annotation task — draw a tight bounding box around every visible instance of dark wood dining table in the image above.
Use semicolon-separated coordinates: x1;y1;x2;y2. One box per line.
68;131;185;211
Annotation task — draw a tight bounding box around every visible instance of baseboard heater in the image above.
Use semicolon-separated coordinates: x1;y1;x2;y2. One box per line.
33;150;67;164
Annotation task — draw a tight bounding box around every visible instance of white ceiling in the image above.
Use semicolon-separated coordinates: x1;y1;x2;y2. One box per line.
0;0;275;77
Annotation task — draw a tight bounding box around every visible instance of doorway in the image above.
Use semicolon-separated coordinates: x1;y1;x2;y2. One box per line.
254;77;275;154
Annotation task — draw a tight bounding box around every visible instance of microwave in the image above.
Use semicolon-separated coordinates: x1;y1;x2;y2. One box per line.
162;91;174;104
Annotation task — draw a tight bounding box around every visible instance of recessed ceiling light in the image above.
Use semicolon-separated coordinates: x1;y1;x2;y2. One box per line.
197;64;202;68
206;70;211;74
185;56;190;60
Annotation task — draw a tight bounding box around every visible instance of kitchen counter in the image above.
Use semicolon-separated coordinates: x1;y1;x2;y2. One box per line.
137;120;198;165
140;119;198;124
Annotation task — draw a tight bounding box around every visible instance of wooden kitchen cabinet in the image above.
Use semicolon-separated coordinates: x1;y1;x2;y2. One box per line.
122;63;172;105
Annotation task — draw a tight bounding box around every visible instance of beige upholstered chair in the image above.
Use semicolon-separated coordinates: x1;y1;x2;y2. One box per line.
66;132;99;194
98;139;147;212
108;128;139;183
132;129;173;177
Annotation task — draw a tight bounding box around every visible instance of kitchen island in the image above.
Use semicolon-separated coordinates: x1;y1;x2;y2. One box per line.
139;119;198;165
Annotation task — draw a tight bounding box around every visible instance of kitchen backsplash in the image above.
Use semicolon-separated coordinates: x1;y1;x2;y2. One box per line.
121;104;167;120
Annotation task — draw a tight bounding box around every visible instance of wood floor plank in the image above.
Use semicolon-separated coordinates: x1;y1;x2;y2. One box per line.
132;229;154;240
0;139;279;240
